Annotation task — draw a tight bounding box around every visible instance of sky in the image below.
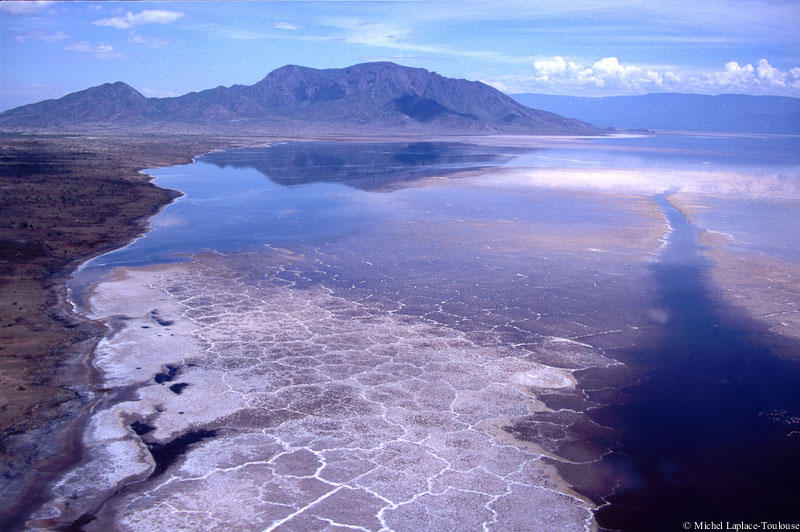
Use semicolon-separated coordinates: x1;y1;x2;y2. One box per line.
1;0;799;111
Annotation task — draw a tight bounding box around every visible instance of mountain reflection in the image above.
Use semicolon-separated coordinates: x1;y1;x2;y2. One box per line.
199;142;529;190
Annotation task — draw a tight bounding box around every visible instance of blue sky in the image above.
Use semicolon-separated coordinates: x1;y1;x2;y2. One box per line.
1;0;799;110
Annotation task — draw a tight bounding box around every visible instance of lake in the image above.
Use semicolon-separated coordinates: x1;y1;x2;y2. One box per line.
57;134;800;531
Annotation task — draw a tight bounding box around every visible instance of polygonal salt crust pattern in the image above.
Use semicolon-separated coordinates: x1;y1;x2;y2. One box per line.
35;256;602;531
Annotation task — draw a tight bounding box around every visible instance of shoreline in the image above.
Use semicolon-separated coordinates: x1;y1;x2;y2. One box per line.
2;133;603;528
0;133;266;529
14;140;672;531
6;132;797;529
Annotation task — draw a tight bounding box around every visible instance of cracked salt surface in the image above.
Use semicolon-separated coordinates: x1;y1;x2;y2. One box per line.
31;253;612;531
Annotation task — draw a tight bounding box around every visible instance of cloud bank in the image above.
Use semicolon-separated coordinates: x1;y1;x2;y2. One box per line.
514;56;800;96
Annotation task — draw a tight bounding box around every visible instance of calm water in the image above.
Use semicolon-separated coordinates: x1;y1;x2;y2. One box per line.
71;135;800;531
507;133;800;173
75;135;800;274
80;142;525;270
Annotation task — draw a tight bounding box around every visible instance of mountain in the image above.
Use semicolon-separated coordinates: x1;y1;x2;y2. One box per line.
0;82;150;126
510;93;800;134
0;62;601;135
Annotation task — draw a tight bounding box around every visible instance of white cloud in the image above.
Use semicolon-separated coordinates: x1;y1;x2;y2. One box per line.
332;19;411;48
129;32;169;48
508;56;800;96
532;56;590;82
0;1;52;15
274;22;301;31
65;42;114;53
93;10;184;30
15;30;69;43
697;59;800;95
530;56;666;93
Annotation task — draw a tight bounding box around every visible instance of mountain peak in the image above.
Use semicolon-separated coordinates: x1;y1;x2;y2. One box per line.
0;81;148;126
86;81;146;100
106;80;141;91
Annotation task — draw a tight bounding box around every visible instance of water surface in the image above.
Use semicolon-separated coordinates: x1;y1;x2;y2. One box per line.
585;194;800;529
65;135;800;531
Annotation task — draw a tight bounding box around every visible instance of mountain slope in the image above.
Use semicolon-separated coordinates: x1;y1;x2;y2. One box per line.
0;82;150;126
510;92;800;134
0;63;601;135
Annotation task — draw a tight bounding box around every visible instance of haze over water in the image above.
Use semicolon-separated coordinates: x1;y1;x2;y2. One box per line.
60;135;800;531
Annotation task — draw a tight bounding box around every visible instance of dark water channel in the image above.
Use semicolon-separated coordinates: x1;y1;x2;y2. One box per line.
586;194;800;530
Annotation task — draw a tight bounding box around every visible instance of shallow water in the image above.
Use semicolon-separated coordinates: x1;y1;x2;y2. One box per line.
508;133;800;174
689;196;800;263
69;142;527;306
59;135;800;531
586;194;800;529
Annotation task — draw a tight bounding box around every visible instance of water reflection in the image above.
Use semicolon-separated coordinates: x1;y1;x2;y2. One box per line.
69;142;534;297
199;142;529;190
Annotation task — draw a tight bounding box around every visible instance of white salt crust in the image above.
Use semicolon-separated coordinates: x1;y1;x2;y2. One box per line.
32;259;604;532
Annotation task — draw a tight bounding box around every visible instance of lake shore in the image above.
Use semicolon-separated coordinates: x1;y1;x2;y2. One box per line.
10;138;674;531
5;132;798;530
0;133;269;528
1;132;612;528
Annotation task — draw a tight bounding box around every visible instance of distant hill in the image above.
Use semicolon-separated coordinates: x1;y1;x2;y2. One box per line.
510;93;800;134
0;62;601;135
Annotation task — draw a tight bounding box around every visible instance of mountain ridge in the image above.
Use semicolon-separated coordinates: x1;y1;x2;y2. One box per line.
0;62;602;135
